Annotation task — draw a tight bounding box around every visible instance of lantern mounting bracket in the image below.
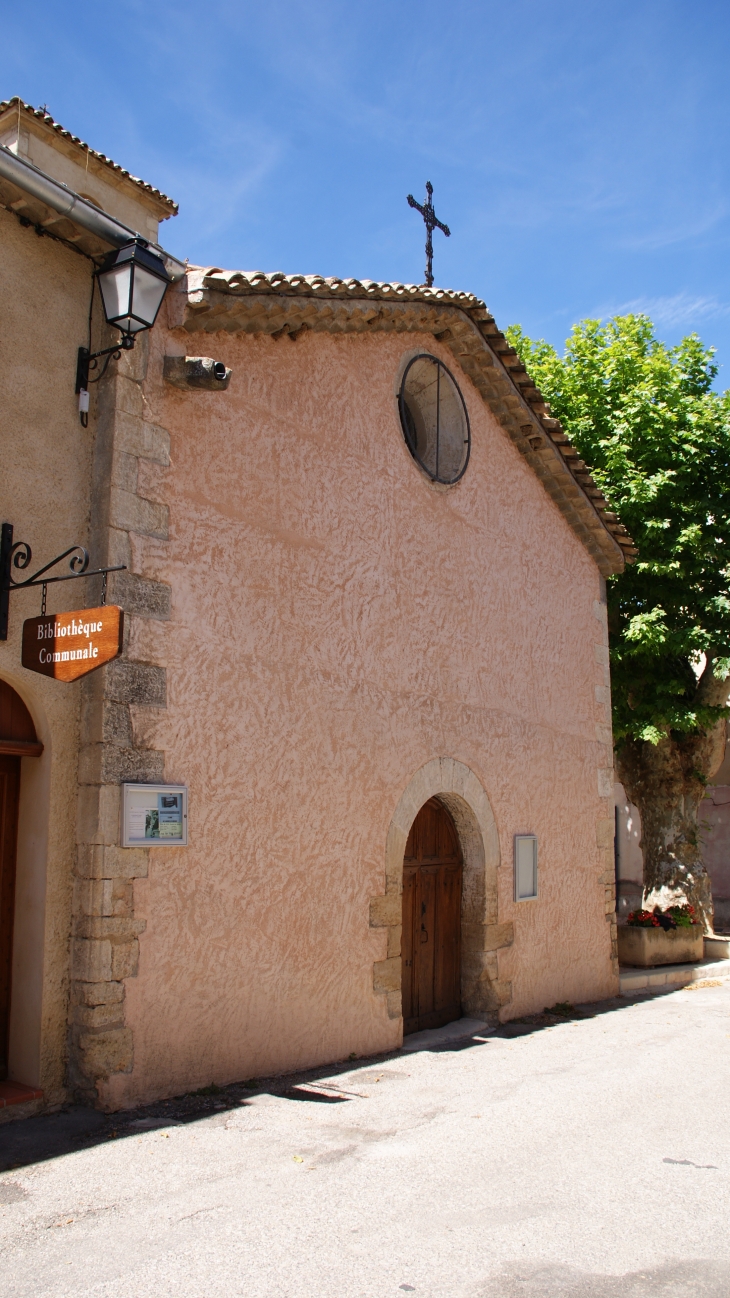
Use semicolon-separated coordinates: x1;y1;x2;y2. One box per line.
76;335;135;395
0;522;126;641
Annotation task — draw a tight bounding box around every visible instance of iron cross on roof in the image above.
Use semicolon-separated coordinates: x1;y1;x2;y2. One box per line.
406;181;451;287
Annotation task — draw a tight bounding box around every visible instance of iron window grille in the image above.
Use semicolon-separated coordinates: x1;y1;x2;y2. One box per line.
398;353;471;485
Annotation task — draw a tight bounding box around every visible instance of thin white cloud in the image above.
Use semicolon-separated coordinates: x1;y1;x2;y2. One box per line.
595;293;730;328
119;101;286;260
617;204;728;251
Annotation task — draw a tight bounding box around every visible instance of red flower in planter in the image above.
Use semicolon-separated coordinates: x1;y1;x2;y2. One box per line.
627;909;662;928
627;903;702;929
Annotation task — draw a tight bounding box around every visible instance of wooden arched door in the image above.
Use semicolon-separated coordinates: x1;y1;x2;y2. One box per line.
402;798;462;1034
0;682;42;1080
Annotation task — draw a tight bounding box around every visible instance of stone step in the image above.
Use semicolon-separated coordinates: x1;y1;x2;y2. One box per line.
401;1017;491;1052
0;1081;43;1109
705;935;730;960
620;956;730;995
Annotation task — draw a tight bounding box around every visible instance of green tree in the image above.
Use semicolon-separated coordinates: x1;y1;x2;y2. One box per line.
507;315;730;928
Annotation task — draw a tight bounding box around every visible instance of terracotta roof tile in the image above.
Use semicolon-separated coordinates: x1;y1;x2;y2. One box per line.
199;268;481;306
0;97;178;215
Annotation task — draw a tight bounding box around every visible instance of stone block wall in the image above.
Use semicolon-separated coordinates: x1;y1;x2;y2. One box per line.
69;335;170;1102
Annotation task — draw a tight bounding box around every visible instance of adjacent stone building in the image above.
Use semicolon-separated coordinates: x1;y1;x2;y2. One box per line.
0;100;635;1116
0;99;179;1115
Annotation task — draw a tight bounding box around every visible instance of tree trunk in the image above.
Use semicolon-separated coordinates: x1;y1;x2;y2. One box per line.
615;664;729;933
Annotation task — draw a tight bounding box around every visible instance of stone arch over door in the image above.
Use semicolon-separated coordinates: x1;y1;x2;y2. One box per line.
370;758;513;1026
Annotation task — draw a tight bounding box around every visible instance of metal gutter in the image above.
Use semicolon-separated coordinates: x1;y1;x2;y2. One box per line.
0;144;185;280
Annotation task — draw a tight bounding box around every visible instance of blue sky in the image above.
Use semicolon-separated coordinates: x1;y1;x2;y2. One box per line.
3;1;730;381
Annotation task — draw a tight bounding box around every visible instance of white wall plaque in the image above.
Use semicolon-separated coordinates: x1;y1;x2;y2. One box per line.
122;784;188;848
514;834;538;901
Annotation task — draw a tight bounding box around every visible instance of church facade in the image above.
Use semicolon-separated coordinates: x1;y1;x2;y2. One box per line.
0;101;634;1114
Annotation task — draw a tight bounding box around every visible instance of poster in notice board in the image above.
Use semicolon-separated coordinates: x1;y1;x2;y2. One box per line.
122;784;188;847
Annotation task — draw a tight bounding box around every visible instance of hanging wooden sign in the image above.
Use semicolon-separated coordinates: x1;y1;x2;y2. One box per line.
21;606;124;682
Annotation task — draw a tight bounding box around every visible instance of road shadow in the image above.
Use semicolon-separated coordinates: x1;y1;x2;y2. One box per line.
420;986;684;1048
0;982;704;1175
0;1072;358;1173
283;1087;351;1103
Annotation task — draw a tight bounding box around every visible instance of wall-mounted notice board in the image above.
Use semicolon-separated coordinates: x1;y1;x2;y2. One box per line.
122;784;188;848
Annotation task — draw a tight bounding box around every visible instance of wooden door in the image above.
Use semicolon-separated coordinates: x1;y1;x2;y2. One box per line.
402;798;462;1034
0;756;20;1080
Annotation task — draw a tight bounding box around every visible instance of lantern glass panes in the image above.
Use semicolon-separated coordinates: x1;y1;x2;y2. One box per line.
97;239;170;337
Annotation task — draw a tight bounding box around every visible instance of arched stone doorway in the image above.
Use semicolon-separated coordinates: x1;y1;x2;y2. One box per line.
402;798;462;1033
370;758;513;1027
0;681;43;1080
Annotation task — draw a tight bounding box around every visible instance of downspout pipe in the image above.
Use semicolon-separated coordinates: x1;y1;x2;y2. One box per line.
0;143;185;280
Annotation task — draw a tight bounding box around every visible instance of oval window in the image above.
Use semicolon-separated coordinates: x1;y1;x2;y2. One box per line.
398;354;470;484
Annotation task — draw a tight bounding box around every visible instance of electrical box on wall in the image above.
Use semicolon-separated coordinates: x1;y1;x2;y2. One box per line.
122;784;188;848
514;834;538;901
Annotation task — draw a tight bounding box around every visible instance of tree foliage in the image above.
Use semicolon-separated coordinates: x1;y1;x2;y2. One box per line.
506;315;730;748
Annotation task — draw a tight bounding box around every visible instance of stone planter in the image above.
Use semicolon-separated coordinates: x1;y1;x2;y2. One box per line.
618;925;704;968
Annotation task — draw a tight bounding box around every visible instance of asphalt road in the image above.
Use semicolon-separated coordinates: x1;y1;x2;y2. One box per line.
1;982;729;1298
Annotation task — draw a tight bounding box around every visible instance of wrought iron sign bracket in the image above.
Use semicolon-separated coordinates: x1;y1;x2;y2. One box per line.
0;522;126;641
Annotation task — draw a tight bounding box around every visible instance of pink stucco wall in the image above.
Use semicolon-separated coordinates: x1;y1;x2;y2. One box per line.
101;324;616;1108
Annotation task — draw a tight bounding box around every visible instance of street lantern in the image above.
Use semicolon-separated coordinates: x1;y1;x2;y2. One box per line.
97;239;171;342
76;238;173;425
